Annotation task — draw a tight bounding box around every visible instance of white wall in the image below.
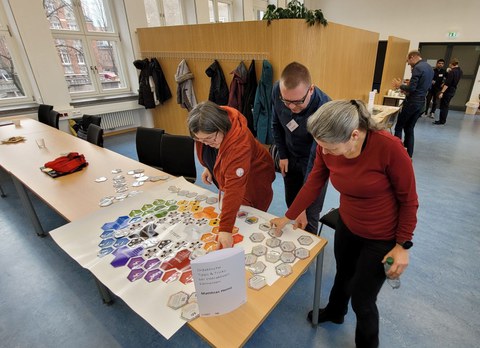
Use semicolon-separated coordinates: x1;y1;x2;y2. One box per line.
311;0;480;102
9;0;71;111
195;0;211;23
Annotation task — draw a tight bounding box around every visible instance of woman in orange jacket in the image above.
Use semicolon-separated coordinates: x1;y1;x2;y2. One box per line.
188;101;276;249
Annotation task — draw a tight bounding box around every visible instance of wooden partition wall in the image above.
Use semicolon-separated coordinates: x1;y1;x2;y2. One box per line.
376;36;411;104
137;19;379;135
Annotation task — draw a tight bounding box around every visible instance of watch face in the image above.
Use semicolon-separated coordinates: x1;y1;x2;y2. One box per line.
402;241;413;249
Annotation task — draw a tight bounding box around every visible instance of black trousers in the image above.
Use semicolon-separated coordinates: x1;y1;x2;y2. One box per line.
283;156;326;234
326;215;396;348
439;91;455;124
426;89;440;114
394;99;424;157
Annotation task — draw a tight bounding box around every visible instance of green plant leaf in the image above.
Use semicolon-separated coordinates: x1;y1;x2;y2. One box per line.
262;1;328;27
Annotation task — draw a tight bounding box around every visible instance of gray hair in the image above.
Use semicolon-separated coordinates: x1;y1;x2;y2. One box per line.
307;100;380;143
187;101;231;137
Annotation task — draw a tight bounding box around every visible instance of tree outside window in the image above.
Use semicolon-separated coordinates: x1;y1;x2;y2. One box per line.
44;0;128;97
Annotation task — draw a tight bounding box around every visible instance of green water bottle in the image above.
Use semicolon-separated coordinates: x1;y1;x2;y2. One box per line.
384;256;401;289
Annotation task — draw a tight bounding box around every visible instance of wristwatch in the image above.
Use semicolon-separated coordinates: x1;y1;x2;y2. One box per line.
398;241;413;249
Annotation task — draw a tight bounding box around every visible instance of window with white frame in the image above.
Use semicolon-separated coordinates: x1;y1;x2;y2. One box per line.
0;4;32;104
44;0;129;97
143;0;184;27
209;0;232;23
253;0;267;20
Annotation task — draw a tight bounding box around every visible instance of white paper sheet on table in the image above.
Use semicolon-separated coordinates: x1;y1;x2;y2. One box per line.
50;177;319;339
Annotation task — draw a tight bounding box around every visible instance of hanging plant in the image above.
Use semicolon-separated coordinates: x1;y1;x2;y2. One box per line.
263;1;328;27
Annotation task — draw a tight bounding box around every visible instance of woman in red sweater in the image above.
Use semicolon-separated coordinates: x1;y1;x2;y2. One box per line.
188;101;275;249
271;100;418;348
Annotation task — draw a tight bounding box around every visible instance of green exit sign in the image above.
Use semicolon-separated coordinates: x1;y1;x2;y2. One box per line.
448;32;457;38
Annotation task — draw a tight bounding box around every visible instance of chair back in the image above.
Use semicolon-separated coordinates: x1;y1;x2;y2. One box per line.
318;207;339;236
47;110;60;129
86;124;104;147
136;127;165;169
81;114;101;130
269;144;281;173
160;134;196;183
38;104;53;125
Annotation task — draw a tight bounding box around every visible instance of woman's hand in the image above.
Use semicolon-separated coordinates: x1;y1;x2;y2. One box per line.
382;244;409;278
202;168;213;185
217;231;233;249
294;210;308;230
270;216;290;237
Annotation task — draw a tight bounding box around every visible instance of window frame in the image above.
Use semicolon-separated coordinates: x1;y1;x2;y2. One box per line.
209;0;233;23
144;0;185;27
0;6;34;106
46;0;130;99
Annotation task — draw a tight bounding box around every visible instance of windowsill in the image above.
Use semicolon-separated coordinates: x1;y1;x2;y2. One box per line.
0;102;39;118
71;93;138;108
0;93;139;118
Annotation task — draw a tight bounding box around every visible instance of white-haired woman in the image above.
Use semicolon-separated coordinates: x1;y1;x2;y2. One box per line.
271;100;418;348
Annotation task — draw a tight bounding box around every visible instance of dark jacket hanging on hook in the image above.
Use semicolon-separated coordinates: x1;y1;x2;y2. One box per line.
228;61;247;111
150;58;172;104
241;60;258;136
133;58;155;109
253;60;273;144
205;60;229;105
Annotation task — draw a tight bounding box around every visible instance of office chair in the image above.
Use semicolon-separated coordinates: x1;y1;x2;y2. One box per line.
47;109;60;129
135;127;165;170
38;104;53;125
317;208;339;236
77;114;101;140
160;133;196;183
82;114;101;128
269;144;281;173
86;124;104;147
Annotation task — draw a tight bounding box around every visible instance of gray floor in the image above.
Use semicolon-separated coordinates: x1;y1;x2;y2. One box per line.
1;110;479;348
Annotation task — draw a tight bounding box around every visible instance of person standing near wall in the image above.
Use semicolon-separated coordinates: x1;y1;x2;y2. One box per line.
271;62;331;234
425;59;446;118
433;58;463;125
392;50;434;157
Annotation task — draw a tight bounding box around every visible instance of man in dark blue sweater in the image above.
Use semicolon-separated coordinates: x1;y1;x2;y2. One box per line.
393;50;434;157
272;62;331;234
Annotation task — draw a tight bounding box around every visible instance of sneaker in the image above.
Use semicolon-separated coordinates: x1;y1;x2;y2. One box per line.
307;307;345;324
428;113;435;119
432;121;444;125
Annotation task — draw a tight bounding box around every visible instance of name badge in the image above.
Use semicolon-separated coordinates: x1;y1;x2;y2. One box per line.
286;119;299;132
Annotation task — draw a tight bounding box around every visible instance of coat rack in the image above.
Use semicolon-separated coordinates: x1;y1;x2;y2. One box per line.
140;51;269;61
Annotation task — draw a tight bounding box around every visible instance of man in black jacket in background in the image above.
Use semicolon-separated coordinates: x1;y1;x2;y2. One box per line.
425;59;446;118
434;58;463;125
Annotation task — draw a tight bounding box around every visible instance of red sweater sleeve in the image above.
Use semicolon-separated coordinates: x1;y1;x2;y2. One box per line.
286;145;329;219
217;143;250;233
287;131;418;242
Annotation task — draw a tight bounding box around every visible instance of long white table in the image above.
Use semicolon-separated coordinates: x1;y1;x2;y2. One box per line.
0;118;171;234
0;118;328;346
